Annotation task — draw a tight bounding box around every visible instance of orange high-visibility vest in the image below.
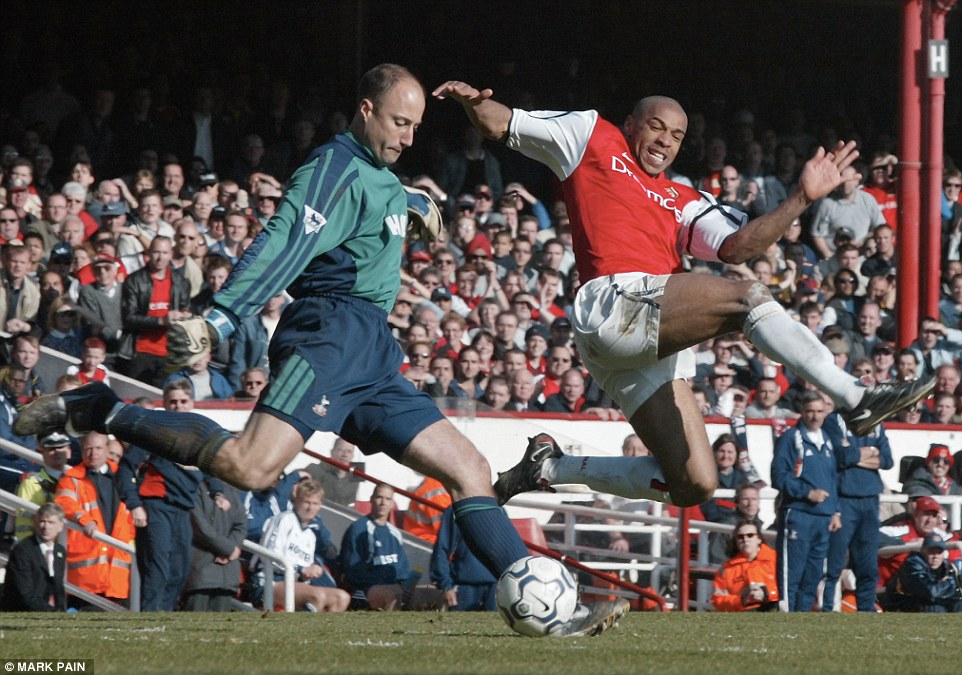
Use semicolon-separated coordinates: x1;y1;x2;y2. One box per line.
401;477;451;544
55;461;135;599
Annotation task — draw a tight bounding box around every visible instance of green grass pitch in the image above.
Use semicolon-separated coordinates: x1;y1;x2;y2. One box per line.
0;612;959;674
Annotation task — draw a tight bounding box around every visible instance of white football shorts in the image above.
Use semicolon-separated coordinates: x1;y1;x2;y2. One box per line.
572;272;695;418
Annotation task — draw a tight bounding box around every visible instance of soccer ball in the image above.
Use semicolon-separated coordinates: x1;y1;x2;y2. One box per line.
496;556;578;637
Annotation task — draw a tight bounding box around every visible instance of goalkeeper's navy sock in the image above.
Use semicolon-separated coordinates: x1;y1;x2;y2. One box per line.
107;406;232;469
453;496;530;576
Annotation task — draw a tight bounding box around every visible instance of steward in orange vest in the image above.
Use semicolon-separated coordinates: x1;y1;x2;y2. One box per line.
55;433;135;601
401;477;451;544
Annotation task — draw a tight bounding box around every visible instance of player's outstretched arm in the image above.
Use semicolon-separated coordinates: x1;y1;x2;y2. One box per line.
719;141;860;264
433;81;513;143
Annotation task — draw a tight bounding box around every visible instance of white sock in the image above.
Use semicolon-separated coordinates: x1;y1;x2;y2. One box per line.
744;301;863;409
544;455;673;503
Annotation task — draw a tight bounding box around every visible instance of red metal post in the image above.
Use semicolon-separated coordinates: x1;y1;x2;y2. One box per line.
677;507;691;611
898;0;924;346
924;1;959;316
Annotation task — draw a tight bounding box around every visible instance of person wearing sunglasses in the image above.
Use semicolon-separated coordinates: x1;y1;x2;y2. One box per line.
711;519;778;612
903;443;962;499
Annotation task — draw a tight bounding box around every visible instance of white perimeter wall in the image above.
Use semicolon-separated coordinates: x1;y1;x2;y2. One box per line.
195;406;962;527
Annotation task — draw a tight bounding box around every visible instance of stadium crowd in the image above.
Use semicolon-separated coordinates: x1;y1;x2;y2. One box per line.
1;31;962;612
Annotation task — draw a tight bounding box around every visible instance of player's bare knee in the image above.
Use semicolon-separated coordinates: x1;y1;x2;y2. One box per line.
673;472;717;507
451;448;493;497
673;486;714;508
221;449;282;491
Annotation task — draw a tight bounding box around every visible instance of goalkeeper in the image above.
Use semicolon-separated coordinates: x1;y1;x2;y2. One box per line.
15;63;629;636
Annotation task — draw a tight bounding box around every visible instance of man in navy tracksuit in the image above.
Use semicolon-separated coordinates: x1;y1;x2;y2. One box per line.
821;412;892;612
772;392;842;612
118;381;223;610
430;506;498;611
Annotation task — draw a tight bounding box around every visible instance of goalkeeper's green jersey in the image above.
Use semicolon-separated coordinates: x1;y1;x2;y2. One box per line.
212;131;408;325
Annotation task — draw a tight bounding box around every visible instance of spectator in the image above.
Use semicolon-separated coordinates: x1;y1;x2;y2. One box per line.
252;479;350;612
701;434;751;524
118;236;191;387
930;393;958;425
822;412;892;612
401;475;451;544
77;254;123;358
182;477;247;612
482;374;511;411
303;438;361;507
425;354;467;400
11;335;46;403
810;166;886;259
340;483;413;611
55;431;135;608
861;225;897;279
438;126;502;210
208;210;249;265
456;347;487;400
0;502;67;612
26;193;68;251
744;376;799;420
0;243;40;335
65;337;111;385
862;154;899;229
878;495;953;588
509;239;537;290
242;471;303;551
871;342;897;383
707;483;764;564
232;366;269;402
716;165;759;215
0;367;36;479
506;368;539;412
711;519;778;612
41;297;86;358
171;220;205;298
0;205;23;245
430;506;498;611
163;349;234;401
939;273;962;328
539;345;575;402
909;317;962;379
161;162;186;200
847;302;886;363
14;432;71;541
881;534;962;613
117;379;208;611
902;443;962;498
189;255;234;375
402;340;435;392
493;311;522;357
825;269;863;333
523;323;550;375
542;368;587;413
437;312;468;356
771;392;842;612
116;190;174;272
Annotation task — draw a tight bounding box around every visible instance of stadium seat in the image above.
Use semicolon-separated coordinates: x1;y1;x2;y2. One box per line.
511;518;548;554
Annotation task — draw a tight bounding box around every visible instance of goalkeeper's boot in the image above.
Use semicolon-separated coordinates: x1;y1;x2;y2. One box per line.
493;433;563;505
552;599;630;638
842;376;935;436
13;382;120;438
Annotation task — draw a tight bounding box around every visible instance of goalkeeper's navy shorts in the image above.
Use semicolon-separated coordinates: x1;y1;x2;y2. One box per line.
256;293;443;461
